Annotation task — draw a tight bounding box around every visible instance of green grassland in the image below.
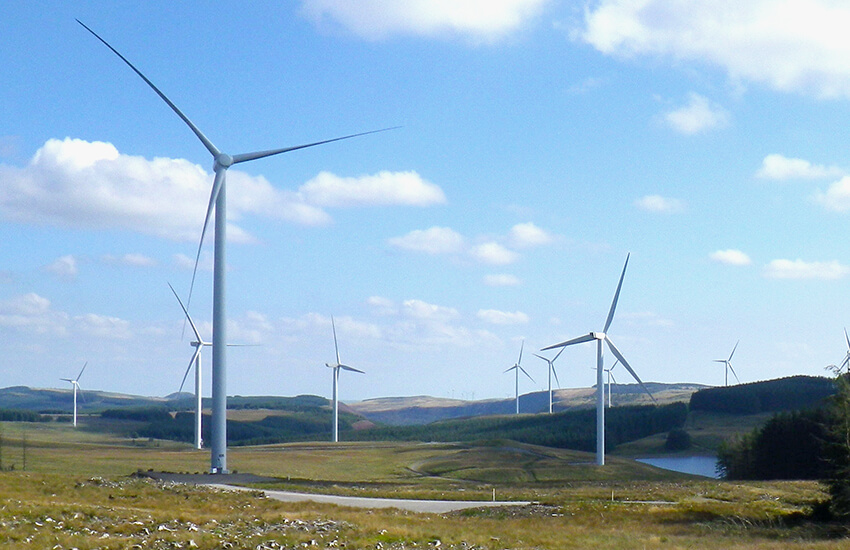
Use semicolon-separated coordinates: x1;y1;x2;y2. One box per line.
0;419;848;549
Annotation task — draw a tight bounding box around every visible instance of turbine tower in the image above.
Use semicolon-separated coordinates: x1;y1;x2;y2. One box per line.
533;347;564;414
714;341;740;387
79;21;390;473
542;253;656;466
504;340;534;414
61;363;87;427
325;317;364;442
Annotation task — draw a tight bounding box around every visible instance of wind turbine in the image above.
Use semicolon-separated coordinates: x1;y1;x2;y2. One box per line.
533;347;564;414
837;329;850;373
604;360;620;408
79;21;391;473
504;340;534;414
326;317;364;443
61;363;87;427
714;341;741;387
168;283;207;450
542;253;656;466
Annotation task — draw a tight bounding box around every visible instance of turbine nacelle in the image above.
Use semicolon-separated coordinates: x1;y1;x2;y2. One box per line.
214;153;233;170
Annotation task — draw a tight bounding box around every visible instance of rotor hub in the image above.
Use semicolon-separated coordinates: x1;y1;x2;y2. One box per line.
214;153;233;170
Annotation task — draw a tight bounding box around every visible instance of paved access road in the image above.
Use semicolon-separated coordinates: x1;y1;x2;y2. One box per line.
208;484;531;514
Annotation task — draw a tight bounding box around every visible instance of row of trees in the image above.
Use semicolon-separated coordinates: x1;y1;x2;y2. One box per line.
690;375;835;415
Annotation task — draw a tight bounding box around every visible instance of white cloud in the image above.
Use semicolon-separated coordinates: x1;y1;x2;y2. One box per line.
757;154;843;180
508;222;553;248
388;226;465;255
477;309;529;325
709;249;752;266
470;242;519;265
102;253;157;268
764;259;850;280
300;0;550;41
813;176;850;212
74;313;132;339
0;139;440;243
634;194;685;213
402;299;459;322
0;293;68;335
45;255;78;279
581;1;850;99
483;274;522;287
663;93;729;135
298;171;445;207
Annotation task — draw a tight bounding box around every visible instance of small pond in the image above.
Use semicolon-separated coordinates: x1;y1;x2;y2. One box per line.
636;456;721;478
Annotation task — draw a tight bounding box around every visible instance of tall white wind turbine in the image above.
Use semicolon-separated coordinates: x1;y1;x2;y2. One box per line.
79;21;391;473
326;317;364;443
61;363;87;427
504;340;534;414
714;341;740;387
542;254;656;466
533;347;564;414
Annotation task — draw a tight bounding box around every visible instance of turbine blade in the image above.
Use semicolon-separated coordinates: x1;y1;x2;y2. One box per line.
532;353;548;363
552;365;561;388
76;362;88;382
844;328;849;350
552;346;566;362
340;365;365;374
230;127;401;165
728;364;741;384
603;253;630;333
186;167;226;312
604;336;656;404
77;20;220;158
542;332;596;350
504;365;517;374
60;378;73;382
517;340;524;365
728;340;740;361
840;353;850;371
331;316;341;365
519;365;535;383
178;351;199;394
168;282;204;343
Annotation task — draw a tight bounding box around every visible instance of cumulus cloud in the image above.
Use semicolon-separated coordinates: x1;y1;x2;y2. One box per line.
483;274;522;287
300;0;550;41
387;226;465;255
635;194;685;213
298;171;445;207
402;299;459;322
710;249;752;266
508;222;553;248
0;293;68;335
470;242;519;265
663;93;729;135
581;1;850;99
757;154;843;180
813;176;850;212
45;255;78;279
74;313;132;339
764;259;850;280
0;138;442;242
102;253;157;268
477;309;529;325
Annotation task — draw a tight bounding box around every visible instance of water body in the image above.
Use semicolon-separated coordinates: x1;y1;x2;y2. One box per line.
636;456;721;478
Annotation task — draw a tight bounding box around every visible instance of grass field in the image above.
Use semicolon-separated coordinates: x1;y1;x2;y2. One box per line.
0;420;847;549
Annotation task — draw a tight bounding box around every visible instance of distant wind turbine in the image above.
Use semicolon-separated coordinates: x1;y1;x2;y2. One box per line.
837;329;850;373
505;340;534;414
79;20;393;473
533;347;564;414
714;341;741;387
61;363;87;427
169;283;207;450
326;317;364;443
542;253;656;466
604;360;620;408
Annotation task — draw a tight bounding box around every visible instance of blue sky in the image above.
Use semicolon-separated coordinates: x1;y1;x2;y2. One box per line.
3;1;850;402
